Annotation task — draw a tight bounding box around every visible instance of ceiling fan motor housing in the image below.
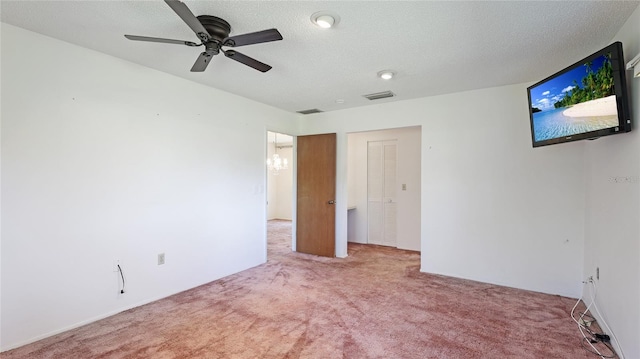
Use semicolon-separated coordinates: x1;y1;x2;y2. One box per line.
197;15;231;42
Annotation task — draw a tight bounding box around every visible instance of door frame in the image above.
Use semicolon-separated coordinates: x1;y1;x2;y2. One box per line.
344;126;422;253
264;130;297;261
333;132;349;257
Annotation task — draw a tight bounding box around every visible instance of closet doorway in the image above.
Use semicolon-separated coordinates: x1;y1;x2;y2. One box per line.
346;126;421;251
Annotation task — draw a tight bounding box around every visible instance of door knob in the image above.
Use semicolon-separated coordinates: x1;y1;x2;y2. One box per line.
328;200;335;204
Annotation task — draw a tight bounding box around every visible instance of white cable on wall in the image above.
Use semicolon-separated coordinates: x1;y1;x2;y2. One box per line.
588;280;625;359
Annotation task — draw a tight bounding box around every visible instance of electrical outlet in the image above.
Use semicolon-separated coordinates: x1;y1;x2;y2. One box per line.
158;253;165;265
579;318;592;327
596;267;600;280
402;184;407;191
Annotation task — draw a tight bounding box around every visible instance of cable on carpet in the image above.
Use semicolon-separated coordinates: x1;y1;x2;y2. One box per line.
571;277;623;359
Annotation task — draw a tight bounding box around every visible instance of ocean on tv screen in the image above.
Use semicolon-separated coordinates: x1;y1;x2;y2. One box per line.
529;53;618;142
532;96;618;141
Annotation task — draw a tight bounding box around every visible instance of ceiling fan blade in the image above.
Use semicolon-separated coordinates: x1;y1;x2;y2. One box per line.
124;35;199;47
191;52;215;72
223;29;283;47
164;0;211;42
223;50;272;73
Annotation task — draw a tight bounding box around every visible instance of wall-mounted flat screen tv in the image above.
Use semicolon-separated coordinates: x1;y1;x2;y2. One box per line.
527;42;631;147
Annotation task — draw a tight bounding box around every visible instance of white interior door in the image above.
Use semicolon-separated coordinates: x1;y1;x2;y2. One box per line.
367;140;397;247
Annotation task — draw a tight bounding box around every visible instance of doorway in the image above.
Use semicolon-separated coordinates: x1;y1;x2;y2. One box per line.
346;127;421;252
266;131;294;258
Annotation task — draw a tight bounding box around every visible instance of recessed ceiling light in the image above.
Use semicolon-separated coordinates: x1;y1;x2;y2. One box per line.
335;99;345;104
316;15;334;28
377;70;395;80
311;11;340;29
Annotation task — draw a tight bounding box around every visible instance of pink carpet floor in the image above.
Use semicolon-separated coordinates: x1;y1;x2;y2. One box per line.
3;220;605;358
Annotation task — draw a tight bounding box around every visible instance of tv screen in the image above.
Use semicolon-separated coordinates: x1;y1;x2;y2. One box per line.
527;42;631;147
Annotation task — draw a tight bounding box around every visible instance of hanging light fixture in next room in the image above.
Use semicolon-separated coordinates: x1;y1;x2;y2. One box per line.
267;133;289;175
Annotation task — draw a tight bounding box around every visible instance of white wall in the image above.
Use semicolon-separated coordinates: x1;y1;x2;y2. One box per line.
301;84;586;298
347;127;421;251
275;146;293;220
0;24;297;351
583;5;640;358
266;137;277;220
0;22;3;349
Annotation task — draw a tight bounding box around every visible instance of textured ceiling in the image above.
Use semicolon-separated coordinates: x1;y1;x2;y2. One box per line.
2;1;638;113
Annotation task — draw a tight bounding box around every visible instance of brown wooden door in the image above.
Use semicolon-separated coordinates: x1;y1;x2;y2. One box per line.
296;133;336;257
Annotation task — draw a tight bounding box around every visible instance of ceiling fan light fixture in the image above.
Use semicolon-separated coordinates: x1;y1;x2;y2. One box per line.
378;70;395;80
311;12;340;29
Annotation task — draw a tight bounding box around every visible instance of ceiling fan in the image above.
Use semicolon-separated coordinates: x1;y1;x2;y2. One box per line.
124;0;283;73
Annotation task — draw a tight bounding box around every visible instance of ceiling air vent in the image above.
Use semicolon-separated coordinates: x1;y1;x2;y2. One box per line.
297;108;324;115
363;91;395;101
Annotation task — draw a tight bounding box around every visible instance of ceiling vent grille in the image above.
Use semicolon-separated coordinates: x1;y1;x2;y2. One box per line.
297;108;323;115
363;91;395;100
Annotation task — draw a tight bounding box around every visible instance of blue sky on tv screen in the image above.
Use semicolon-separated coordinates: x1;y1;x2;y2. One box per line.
529;55;607;112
